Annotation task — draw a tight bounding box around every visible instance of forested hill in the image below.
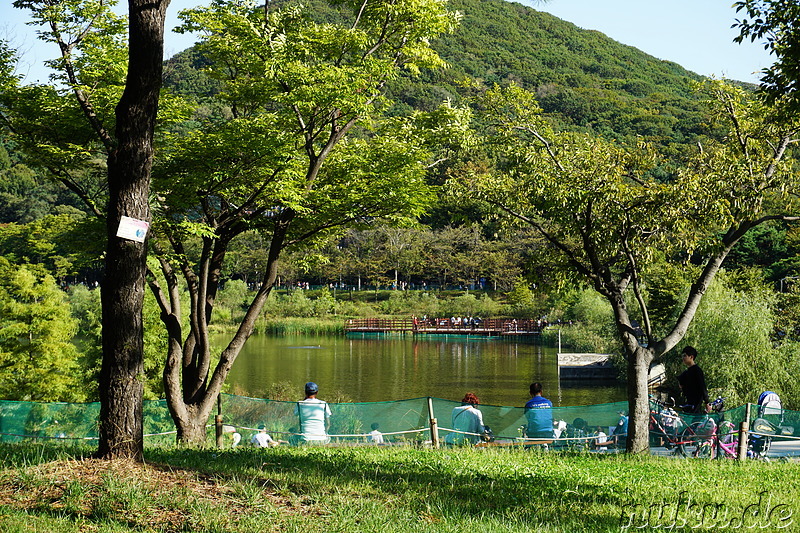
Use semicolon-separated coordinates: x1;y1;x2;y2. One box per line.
165;0;715;147
439;0;701;91
400;0;711;146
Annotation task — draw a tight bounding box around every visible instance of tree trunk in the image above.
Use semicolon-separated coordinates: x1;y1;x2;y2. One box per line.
96;0;168;461
163;215;291;446
177;419;209;444
172;404;211;445
606;289;654;454
626;346;653;454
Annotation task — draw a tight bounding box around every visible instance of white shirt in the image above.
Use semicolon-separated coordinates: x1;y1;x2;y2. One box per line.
369;429;384;444
294;398;332;441
251;432;276;448
595;431;608;451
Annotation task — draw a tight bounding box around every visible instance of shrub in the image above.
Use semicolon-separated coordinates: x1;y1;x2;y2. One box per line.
217;280;251;323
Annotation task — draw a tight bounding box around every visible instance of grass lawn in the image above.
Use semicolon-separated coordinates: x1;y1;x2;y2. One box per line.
0;443;798;532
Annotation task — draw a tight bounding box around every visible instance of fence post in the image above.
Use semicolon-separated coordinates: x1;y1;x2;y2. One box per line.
215;394;224;448
737;402;750;461
427;396;439;448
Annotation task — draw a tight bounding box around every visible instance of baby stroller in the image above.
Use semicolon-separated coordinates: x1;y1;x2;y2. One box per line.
749;391;785;459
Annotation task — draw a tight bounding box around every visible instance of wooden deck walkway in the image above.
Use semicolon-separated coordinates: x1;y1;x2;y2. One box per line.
344;318;545;336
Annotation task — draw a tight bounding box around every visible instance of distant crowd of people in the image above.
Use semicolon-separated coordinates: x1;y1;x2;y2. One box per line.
415;315;484;329
413;316;554;332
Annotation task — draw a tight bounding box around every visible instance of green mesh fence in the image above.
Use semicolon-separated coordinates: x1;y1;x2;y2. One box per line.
2;395;800;457
221;394;434;446
0;400;100;442
0;399;175;444
219;395;636;447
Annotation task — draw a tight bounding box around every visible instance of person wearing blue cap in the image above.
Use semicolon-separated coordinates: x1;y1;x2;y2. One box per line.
294;382;332;444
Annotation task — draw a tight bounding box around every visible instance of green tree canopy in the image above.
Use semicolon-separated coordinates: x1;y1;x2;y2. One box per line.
145;0;463;444
452;80;800;452
734;0;800;114
0;258;84;401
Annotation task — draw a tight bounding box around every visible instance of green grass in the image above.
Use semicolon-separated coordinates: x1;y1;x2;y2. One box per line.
1;442;799;532
252;317;345;336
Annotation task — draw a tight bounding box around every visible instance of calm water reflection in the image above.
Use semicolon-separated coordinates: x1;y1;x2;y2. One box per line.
224;333;626;407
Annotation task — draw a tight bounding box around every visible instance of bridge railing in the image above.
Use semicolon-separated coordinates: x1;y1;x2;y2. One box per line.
346;317;547;333
345;318;415;331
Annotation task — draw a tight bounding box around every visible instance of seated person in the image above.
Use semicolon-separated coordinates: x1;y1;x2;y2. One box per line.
251;425;280;448
568;418;588;437
593;426;609;451
294;382;332;444
593;413;629;449
563;417;588;448
445;392;486;445
222;424;242;448
368;422;385;444
524;382;554;440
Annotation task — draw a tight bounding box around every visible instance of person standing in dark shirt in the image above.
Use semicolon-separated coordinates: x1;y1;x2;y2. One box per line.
677;346;709;413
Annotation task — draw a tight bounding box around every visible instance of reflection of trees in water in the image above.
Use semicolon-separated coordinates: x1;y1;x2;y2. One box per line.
227;335;624;407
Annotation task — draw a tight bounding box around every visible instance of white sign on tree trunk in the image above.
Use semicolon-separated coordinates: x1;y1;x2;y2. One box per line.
116;216;149;243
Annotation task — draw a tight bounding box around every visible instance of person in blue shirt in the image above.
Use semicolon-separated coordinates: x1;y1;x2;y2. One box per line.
524;382;554;439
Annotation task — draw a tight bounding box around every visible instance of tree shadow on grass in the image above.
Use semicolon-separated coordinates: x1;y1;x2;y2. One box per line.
0;443;651;531
148;446;636;531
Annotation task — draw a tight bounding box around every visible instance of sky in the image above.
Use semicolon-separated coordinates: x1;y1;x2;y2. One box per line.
1;0;773;85
531;0;771;83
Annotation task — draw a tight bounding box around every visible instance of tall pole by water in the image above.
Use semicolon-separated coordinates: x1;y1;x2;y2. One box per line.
558;328;562;354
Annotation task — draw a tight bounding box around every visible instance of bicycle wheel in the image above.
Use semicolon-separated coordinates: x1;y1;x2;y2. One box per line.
715;440;738;459
715;433;739;459
678;424;714;458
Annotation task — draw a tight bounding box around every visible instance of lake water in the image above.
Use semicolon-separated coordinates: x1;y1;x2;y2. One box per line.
224;333;627;407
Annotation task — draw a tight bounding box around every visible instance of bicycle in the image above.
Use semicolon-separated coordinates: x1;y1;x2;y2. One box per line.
679;397;741;459
713;419;740;459
649;397;706;457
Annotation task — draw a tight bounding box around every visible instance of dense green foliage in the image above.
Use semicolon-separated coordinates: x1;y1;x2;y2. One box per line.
417;0;710;149
0;144;86;223
66;284;166;401
0;259;84;401
166;0;713;152
734;0;800;114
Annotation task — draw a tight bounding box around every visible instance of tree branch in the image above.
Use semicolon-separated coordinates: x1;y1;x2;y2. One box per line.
49;17;115;152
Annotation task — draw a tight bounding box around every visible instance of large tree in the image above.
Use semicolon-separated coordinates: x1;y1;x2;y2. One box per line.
455;81;800;453
733;0;800;114
147;0;462;444
5;0;170;459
